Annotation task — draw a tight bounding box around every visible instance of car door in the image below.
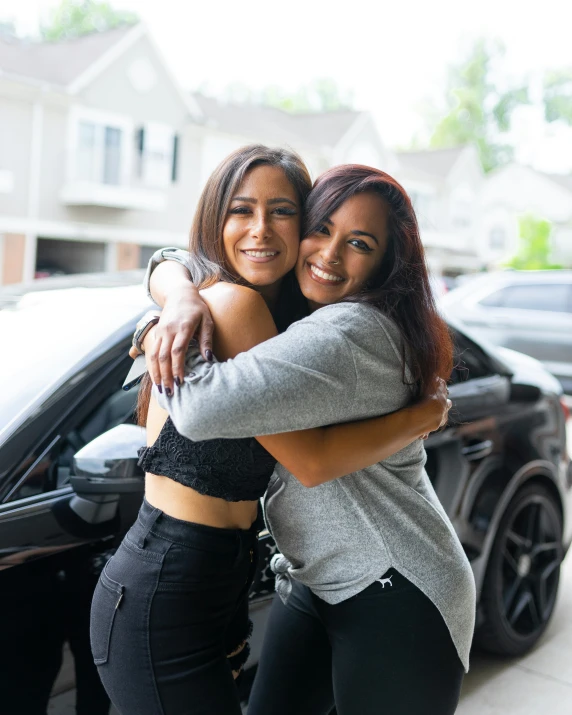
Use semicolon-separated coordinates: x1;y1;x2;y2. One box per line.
476;282;572;375
0;340;137;571
424;327;512;557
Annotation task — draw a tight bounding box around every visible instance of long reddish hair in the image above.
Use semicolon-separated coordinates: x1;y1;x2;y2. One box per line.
304;165;453;396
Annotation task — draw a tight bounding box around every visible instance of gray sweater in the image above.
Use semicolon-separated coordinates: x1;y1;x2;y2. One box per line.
152;288;476;671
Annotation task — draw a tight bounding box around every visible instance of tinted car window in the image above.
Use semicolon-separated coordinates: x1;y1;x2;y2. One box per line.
450;329;494;384
479;289;505;307
479;284;572;312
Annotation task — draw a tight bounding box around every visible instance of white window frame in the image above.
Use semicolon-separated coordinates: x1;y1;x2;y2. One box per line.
66;106;134;187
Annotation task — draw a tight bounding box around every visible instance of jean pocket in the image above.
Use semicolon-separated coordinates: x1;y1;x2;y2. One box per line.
90;563;124;666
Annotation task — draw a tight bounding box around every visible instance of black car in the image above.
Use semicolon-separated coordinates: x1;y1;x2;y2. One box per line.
1;276;571;707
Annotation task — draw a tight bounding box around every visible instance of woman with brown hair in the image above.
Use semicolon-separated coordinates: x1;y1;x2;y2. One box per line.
141;163;476;714
90;147;451;715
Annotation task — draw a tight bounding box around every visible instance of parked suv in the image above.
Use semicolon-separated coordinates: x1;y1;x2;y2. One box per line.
1;275;571;709
442;270;572;392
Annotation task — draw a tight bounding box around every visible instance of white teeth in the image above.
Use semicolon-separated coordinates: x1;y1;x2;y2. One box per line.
244;250;278;258
310;264;343;282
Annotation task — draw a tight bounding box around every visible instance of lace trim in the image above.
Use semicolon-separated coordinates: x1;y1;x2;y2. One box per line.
137;419;275;502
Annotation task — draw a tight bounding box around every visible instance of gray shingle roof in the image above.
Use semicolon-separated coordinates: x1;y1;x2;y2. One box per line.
397;146;466;179
0;25;134;87
192;93;361;149
544;172;572;193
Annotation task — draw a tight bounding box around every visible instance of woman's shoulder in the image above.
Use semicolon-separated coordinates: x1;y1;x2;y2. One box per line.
309;301;397;332
200;282;267;316
304;302;404;358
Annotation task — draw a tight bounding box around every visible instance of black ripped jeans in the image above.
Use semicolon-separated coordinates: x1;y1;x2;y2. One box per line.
90;499;259;715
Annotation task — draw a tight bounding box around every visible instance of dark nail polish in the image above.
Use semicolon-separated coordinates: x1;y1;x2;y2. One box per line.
205;349;213;362
165;387;172;397
174;376;181;387
156;384;163;394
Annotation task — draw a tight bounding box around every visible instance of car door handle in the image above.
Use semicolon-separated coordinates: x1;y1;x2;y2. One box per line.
461;440;493;461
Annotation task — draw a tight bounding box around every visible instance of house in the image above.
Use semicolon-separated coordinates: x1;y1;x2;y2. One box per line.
192;93;395;185
479;163;572;268
393;146;485;275
0;24;394;286
0;23;210;285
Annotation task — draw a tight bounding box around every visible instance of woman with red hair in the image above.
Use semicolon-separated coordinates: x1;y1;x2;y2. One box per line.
142;163;476;714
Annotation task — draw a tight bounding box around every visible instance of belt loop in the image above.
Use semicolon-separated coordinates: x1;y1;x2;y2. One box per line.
134;506;162;549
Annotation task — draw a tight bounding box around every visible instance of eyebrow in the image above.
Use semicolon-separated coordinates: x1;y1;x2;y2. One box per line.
324;218;379;245
231;196;297;207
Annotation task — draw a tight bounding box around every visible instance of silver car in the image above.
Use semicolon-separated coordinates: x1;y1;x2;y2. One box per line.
442;271;572;392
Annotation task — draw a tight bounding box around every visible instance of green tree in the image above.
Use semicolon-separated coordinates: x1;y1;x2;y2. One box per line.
40;0;138;42
262;78;354;113
429;39;529;172
543;68;572;126
505;214;563;270
218;78;354;114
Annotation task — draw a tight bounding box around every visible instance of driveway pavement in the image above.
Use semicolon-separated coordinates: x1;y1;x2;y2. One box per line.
457;551;572;714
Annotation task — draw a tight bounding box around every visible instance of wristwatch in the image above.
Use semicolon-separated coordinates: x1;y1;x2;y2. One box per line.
132;311;161;355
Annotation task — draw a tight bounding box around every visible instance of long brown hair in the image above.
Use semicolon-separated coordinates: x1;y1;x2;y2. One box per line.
137;145;312;424
303;164;453;396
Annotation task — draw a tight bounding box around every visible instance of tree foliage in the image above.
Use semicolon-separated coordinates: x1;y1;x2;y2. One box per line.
505;214;563;270
218;78;354;114
543;68;572;126
40;0;138;42
429;39;529;172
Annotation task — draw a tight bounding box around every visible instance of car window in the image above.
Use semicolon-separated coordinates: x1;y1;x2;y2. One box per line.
479;284;572;312
478;289;505;307
450;329;494;384
4;363;139;503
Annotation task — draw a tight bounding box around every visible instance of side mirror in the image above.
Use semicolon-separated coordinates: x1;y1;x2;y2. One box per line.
71;423;146;491
68;424;146;527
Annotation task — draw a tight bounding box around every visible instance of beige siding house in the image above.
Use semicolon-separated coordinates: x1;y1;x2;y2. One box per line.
480;163;572;268
0;24;396;286
0;24;207;284
394;146;485;275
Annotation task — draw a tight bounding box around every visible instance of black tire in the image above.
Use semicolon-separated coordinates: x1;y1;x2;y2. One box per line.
476;483;563;656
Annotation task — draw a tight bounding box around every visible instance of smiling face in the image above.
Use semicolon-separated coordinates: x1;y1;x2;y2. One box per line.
223;164;301;296
295;192;389;310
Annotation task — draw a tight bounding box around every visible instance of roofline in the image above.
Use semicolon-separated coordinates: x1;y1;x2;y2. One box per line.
487;163;572;193
334;111;371;153
396;144;472;157
143;25;202;121
67;23;146;94
448;144;483;178
0;68;67;94
67;22;202;121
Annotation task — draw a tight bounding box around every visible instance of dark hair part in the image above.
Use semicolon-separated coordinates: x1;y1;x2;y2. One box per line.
137;144;313;424
304;164;453;396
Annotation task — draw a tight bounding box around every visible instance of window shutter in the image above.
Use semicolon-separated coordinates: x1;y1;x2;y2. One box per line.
136;127;145;178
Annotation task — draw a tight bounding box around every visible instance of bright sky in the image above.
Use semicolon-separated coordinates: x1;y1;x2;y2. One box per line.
4;0;572;171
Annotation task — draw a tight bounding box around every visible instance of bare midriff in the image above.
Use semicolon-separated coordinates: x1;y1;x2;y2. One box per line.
145;473;259;530
143;395;258;530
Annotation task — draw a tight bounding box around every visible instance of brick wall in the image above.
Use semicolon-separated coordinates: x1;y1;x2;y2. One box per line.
116;242;141;271
1;233;26;285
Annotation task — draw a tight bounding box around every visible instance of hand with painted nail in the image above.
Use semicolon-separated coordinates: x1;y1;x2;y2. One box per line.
143;280;214;396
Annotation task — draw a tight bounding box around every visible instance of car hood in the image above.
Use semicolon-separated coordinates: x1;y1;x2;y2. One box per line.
495;346;563;396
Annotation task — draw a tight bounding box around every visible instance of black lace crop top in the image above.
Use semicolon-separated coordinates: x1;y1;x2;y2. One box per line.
137;417;277;502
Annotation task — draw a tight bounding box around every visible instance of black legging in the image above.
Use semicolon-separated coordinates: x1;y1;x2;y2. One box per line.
248;569;464;715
